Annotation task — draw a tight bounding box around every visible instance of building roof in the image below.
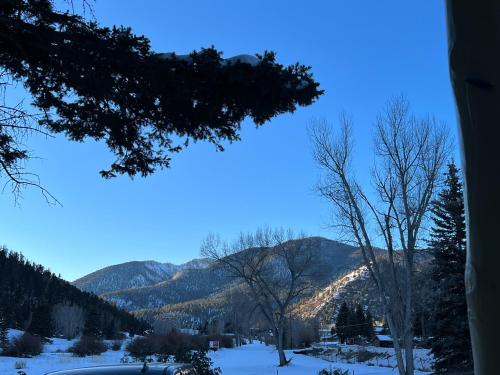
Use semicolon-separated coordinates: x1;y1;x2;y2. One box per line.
375;334;393;341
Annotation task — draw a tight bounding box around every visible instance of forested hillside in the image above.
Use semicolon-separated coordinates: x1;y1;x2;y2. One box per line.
0;248;149;338
86;238;363;313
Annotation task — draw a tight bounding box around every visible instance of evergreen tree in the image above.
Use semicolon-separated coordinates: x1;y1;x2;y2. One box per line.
0;0;322;184
29;304;54;339
84;309;102;338
335;302;350;343
103;319;119;340
189;350;222;375
0;247;149;337
429;162;473;372
353;304;366;337
0;311;8;353
364;309;375;339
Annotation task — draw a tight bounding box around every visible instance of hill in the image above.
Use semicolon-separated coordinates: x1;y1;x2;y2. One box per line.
72;258;210;295
0;247;148;338
75;237;376;327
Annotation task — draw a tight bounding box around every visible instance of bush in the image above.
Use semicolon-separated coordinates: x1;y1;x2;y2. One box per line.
190;350;221;375
69;335;107;357
14;361;26;369
111;340;122;351
356;349;378;362
106;331;127;340
318;368;349;375
220;335;235;349
126;332;210;362
7;333;43;357
126;336;156;361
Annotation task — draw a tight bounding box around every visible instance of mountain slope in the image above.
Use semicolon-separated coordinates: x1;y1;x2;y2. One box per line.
73;238;433;329
99;237;366;316
0;247;148;338
72;259;210;295
137;265;379;329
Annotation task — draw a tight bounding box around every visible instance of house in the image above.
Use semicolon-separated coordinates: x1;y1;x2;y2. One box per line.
318;328;334;340
375;334;394;348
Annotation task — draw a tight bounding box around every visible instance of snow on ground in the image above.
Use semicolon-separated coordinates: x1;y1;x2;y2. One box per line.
312;341;432;371
0;331;432;375
209;342;431;375
0;333;132;375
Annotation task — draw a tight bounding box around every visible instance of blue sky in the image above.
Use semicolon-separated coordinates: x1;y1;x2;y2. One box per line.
0;1;458;281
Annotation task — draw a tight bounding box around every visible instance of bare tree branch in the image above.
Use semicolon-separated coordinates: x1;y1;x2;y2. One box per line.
309;96;449;375
201;228;314;366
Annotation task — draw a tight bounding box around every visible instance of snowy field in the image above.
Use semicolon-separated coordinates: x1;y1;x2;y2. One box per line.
311;341;432;372
0;331;432;375
209;343;431;375
0;331;133;375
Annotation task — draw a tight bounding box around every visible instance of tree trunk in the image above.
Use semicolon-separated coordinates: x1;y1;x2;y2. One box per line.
276;326;288;366
404;330;415;375
386;314;406;375
420;314;426;340
403;254;415;375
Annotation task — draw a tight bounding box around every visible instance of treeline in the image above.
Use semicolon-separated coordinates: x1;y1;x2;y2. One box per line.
0;248;149;339
334;302;374;343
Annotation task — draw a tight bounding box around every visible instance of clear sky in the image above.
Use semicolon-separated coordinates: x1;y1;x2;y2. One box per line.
0;1;459;281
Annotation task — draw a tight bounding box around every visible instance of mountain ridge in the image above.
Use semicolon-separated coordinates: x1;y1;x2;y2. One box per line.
72;237;373;326
72;258;211;295
72;237;433;330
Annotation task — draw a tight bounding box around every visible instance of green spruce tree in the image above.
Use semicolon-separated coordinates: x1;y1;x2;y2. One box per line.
353;304;366;337
364;309;375;339
0;311;8;353
84;309;102;338
336;302;350;344
430;162;473;372
29;304;54;339
0;0;322;185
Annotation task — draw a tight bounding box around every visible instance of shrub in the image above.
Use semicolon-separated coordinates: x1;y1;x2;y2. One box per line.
106;331;127;340
297;327;316;348
14;361;26;369
356;349;378;362
7;333;43;357
220;335;234;349
318;368;349;375
111;340;122;351
116;332;127;340
69;335;107;357
126;336;156;361
190;350;221;375
126;332;209;362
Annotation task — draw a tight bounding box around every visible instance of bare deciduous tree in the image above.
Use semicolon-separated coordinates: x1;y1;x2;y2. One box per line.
52;302;85;339
201;228;314;366
310;96;448;375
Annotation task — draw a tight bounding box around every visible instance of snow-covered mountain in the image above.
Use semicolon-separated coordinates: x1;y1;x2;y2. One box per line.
72;258;210;295
82;238;366;318
138;264;379;329
72;237;433;330
72;237;408;328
